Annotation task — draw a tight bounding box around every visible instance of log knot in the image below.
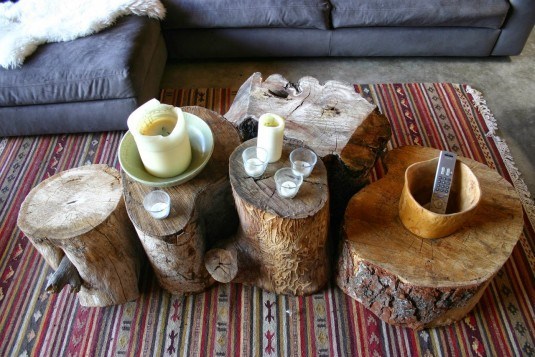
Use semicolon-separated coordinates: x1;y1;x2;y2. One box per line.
236;116;259;142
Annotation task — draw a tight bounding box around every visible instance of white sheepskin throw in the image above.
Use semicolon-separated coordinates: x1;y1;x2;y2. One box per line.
0;0;166;69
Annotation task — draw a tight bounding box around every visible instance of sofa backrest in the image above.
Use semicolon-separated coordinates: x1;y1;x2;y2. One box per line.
161;0;332;30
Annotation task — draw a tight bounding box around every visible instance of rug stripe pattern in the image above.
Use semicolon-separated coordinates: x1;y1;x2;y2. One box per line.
0;84;533;356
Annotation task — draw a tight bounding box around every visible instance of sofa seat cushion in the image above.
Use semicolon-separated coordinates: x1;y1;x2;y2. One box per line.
330;0;510;29
161;0;331;30
0;16;162;107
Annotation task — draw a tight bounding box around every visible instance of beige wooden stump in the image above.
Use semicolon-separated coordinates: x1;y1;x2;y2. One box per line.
205;138;330;295
17;164;143;307
122;106;241;295
336;146;524;329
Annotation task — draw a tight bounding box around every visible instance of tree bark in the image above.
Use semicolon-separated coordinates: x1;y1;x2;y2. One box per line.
17;164;143;307
205;138;330;295
336;146;524;329
123;106;241;295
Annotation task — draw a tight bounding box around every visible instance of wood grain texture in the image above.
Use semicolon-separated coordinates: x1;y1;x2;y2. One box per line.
18;164;143;307
205;139;330;295
224;72;389;170
336;146;524;329
123;106;241;295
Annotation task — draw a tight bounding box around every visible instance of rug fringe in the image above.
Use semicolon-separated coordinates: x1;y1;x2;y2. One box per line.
466;85;535;227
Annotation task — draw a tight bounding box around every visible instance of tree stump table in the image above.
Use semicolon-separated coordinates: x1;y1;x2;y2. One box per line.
224;72;391;226
205;138;330;295
336;146;524;329
17;164;143;307
122;106;241;295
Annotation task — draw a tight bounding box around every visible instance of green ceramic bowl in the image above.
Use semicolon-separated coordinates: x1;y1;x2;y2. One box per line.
118;112;214;187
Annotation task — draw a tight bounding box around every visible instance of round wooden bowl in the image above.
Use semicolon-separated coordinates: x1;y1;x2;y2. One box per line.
399;157;481;239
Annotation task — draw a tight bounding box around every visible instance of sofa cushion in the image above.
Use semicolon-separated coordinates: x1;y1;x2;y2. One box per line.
0;16;163;107
161;0;331;30
330;0;510;29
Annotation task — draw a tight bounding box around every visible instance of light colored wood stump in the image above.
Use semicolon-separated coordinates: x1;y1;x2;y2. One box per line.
17;164;143;307
224;72;391;232
336;146;524;329
122;106;241;295
205;138;330;295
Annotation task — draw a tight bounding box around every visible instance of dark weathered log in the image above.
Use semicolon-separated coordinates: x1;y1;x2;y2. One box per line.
205;139;330;295
123;106;241;295
336;146;524;329
18;165;143;307
46;255;82;293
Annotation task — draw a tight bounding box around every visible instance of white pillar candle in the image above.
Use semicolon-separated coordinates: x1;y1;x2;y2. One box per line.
257;113;285;163
127;99;191;178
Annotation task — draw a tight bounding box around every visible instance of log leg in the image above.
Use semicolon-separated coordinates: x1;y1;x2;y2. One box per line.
206;189;330;296
133;178;239;295
18;165;145;307
56;198;144;307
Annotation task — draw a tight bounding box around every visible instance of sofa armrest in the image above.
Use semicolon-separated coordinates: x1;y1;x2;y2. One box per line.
491;0;535;55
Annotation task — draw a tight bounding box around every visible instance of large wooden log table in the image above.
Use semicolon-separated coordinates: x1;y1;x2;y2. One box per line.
205;138;330;295
122;106;241;295
336;146;524;329
17;165;144;307
224;72;391;226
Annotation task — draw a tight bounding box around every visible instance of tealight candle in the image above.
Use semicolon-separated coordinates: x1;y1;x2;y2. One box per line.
279;181;298;198
143;190;171;219
242;147;268;178
257;113;285;163
290;148;317;178
127;99;191;178
274;167;303;199
245;158;264;177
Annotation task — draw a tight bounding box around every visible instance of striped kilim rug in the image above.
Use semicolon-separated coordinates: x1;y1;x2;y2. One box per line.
1;84;534;356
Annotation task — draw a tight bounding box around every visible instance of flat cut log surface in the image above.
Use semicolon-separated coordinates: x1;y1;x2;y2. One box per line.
231;138;329;218
17;164;143;307
225;72;390;170
123;106;241;295
336;146;524;329
205;138;330;295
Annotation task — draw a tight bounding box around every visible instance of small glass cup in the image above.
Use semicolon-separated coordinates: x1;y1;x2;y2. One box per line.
290;148;317;178
242;146;268;178
274;167;303;199
143;190;171;219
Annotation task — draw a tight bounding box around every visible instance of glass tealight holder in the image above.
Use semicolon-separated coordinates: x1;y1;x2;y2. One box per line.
274;167;303;199
242;146;268;178
290;148;317;178
143;190;171;219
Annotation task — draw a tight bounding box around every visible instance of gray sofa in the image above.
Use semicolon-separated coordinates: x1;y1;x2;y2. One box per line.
0;16;167;136
162;0;534;57
1;0;534;136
